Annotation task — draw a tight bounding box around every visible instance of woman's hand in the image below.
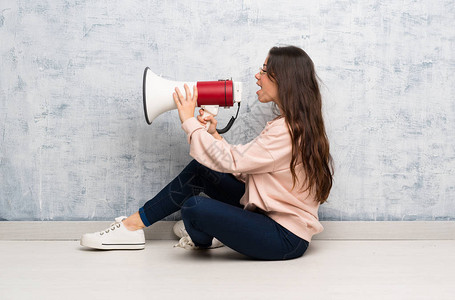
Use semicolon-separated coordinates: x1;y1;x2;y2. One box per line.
173;84;198;124
196;109;218;135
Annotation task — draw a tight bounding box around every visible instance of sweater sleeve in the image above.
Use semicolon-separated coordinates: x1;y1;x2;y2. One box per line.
181;117;276;174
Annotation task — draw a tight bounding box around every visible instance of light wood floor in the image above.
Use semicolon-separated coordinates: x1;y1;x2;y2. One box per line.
0;240;454;300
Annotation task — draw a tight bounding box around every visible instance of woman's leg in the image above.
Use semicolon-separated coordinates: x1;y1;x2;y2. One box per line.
180;196;309;260
126;159;245;229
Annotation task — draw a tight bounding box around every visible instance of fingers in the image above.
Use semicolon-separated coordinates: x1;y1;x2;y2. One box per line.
175;84;196;104
193;85;198;102
175;87;184;101
197;111;217;124
203;114;217;124
197;115;207;124
172;90;181;107
184;84;192;102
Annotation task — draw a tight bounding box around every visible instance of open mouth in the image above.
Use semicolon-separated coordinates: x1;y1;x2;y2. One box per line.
255;79;263;96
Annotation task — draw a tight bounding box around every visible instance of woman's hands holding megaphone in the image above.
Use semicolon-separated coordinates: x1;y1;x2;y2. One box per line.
173;83;221;139
173;84;198;124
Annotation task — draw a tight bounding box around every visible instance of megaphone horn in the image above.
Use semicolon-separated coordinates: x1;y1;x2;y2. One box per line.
142;67;242;134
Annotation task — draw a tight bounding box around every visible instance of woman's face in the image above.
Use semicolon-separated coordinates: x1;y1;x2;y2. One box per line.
255;58;280;106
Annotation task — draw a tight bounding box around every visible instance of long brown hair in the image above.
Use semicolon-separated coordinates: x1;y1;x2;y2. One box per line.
267;46;334;204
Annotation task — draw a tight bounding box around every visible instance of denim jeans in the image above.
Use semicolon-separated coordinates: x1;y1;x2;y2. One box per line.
139;159;309;260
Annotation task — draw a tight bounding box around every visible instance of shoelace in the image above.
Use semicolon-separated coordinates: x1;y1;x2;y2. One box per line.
99;218;124;236
173;236;199;250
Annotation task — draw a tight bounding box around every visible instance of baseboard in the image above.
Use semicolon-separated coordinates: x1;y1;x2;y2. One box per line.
0;221;176;241
0;221;454;241
317;221;455;240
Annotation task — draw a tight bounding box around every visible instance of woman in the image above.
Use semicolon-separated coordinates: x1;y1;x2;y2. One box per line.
81;45;334;260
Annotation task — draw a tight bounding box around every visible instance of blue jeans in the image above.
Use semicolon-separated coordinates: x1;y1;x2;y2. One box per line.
139;159;309;260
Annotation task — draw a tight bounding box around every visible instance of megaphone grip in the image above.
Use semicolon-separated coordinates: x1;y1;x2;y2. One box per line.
201;109;213;131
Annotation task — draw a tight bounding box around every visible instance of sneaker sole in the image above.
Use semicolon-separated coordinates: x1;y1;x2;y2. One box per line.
80;237;145;250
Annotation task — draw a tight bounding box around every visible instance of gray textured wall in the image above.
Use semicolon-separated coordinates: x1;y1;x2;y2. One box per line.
1;0;454;221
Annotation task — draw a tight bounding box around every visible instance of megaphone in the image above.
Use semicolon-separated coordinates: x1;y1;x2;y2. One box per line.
142;67;242;134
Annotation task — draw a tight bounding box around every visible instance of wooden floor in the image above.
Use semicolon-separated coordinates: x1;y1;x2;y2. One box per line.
0;239;454;300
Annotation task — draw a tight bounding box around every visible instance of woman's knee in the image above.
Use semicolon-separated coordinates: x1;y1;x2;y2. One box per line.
181;196;213;218
181;195;200;210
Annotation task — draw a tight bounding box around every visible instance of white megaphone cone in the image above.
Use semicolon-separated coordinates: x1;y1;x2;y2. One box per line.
142;67;242;134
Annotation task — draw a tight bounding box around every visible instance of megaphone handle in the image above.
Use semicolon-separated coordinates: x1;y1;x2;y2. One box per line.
200;105;219;131
201;110;213;131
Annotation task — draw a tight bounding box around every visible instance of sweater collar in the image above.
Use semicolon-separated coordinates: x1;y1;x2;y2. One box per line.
267;116;285;125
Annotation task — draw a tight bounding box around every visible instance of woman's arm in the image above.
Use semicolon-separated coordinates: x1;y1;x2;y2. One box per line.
182;117;278;174
210;131;223;141
174;84;277;174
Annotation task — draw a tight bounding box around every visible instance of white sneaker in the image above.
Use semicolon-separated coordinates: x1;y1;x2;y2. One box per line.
172;220;224;249
173;236;199;250
172;220;189;238
80;216;145;250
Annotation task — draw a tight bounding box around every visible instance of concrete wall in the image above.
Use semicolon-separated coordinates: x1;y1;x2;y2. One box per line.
1;0;454;221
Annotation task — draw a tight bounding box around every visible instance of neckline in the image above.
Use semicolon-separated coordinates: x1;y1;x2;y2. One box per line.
267;116;285;124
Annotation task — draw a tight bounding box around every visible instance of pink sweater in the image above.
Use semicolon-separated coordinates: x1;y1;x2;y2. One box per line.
181;116;324;242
